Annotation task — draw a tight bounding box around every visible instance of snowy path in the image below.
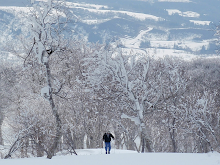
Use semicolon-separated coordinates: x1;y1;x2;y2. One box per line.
1;149;220;165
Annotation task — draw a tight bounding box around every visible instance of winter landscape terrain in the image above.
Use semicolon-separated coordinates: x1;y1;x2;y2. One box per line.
1;148;220;165
0;0;220;59
1;0;220;164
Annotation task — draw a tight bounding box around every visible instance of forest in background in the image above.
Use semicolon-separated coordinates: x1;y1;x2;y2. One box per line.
0;0;220;159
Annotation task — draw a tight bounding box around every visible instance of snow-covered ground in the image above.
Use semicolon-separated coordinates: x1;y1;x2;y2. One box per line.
70;6;163;21
0;149;220;165
0;0;219;61
166;9;200;18
158;0;192;2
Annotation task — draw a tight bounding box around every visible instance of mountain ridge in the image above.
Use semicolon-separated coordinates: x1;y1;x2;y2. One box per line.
0;0;219;59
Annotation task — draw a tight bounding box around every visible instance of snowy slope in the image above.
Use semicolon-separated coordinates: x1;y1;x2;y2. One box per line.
0;149;220;165
0;0;219;59
66;0;219;58
0;0;26;7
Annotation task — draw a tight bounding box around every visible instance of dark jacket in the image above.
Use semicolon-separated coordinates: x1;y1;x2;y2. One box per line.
103;133;114;142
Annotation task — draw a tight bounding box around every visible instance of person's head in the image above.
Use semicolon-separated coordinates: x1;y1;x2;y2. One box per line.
107;131;110;134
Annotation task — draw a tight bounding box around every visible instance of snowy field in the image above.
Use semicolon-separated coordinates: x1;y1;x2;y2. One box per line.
1;149;220;165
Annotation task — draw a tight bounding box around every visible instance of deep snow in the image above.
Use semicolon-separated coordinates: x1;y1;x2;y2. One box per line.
1;149;220;165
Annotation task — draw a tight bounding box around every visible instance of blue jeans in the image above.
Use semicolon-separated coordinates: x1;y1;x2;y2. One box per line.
105;142;111;153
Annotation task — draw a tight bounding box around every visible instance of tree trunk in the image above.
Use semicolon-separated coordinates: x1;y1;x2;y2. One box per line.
37;137;44;157
141;124;153;153
141;133;145;153
0;110;4;145
0;124;3;146
169;118;177;152
45;62;62;159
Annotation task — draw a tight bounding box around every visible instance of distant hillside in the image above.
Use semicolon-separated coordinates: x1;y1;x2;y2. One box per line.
0;0;219;59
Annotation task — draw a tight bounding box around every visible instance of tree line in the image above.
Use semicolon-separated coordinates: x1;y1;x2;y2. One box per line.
0;0;220;159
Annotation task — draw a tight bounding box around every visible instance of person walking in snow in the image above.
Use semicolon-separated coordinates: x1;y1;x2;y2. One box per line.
103;131;114;154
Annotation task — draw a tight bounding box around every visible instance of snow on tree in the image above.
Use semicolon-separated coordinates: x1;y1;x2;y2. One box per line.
81;44;165;152
22;0;75;159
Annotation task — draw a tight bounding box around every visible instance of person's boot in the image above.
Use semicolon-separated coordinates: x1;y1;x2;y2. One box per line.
106;151;107;154
108;151;110;154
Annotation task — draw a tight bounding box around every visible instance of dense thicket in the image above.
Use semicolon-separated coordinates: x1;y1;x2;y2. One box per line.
0;43;220;158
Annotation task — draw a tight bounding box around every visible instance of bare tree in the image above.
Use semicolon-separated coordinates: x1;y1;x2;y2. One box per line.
160;57;188;152
0;63;17;146
24;0;75;158
82;44;166;152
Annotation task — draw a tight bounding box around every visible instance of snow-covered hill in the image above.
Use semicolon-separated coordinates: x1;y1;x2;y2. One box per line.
0;149;220;165
0;0;219;59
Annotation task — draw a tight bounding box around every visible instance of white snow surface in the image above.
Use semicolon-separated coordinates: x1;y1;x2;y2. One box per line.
166;9;200;18
189;20;211;26
1;149;220;165
67;4;163;21
158;0;191;2
120;26;212;60
81;18;112;25
0;6;31;15
121;28;154;49
66;2;108;10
